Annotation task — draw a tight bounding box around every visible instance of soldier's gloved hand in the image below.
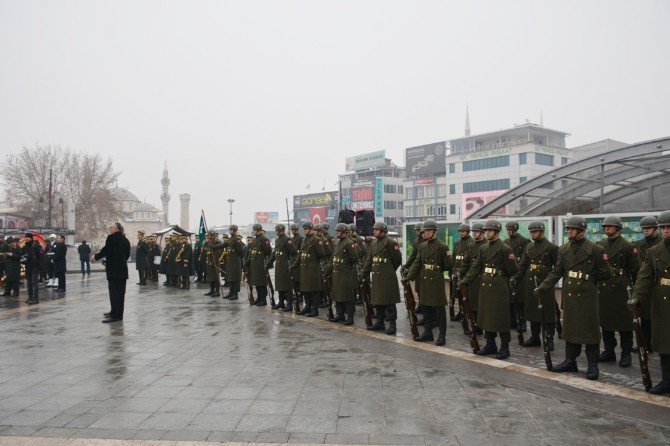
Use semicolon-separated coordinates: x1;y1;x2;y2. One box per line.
400;277;410;285
534;287;542;297
626;296;639;311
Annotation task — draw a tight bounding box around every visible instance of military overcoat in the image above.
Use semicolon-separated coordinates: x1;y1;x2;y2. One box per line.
362;235;402;305
504;234;530;304
268;233;297;291
224;235;245;282
329;237;359;302
635;234;661;320
405;237;451;306
513;237;559;323
246;234;272;287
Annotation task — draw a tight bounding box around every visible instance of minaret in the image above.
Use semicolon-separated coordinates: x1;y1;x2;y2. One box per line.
539;110;544;127
465;105;471;136
160;162;170;225
179;194;190;231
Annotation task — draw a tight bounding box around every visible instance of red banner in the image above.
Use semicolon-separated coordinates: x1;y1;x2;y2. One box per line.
309;207;327;225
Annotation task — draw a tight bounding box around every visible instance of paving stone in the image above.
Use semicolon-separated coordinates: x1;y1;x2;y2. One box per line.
256;431;291;443
160;429;210;440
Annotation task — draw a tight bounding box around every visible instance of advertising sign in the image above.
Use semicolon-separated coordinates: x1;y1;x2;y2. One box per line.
406;142;447;178
557;213;649;245
471;217;555;243
309;207;327;225
253;212;279;224
403;221;462;261
462;190;508;217
375;178;384;218
351;186;374;211
345;150;386;172
293;191;337;209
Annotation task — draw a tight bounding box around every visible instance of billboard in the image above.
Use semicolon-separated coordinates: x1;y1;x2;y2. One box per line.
471;217;555;243
345;150;386;172
293;191;337;209
406;142;447;178
351;186;374;211
254;212;279;225
462;190;508;217
293;191;339;229
375;177;384;217
557;213;648;245
403;221;462;261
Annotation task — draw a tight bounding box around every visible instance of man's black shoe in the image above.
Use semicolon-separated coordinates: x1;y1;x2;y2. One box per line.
413;329;434;342
522;336;541;347
619;351;632;368
476;342;498;356
102;317;121;323
598;350;616;362
435;335;446;346
649;379;670;395
495;347;510;360
552;359;578;373
586;363;599;380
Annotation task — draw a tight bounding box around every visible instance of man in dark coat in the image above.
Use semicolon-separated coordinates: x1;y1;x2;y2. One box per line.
3;237;21;296
327;223;359;324
289;224;304;303
21;233;43;304
52;235;67;292
148;236;161;282
245;224;273;306
223;225;245;300
0;234;8;280
135;230;151;285
94;222;131;323
78;240;91;276
634;215;661;352
453;223;475;331
402;224;423;312
536;216;611;380
504;221;531;332
291;221;326;317
267;224;297;310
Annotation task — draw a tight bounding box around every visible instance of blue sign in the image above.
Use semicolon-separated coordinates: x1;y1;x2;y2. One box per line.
375;178;384;217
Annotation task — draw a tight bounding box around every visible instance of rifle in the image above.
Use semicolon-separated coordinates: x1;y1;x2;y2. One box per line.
453;274;469;331
534;276;552;371
266;269;276;307
208;245;222;290
323;271;334;320
402;281;420;338
628;286;653;392
448;276;456;320
554;300;563;339
290;271;301;313
360;273;373;327
244;269;254;304
458;275;480;354
512;286;524;346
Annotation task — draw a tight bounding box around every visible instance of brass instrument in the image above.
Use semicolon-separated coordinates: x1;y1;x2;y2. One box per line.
218;247;228;264
175;242;186;262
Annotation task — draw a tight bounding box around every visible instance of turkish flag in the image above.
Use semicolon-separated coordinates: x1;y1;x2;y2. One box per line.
310;207;326;225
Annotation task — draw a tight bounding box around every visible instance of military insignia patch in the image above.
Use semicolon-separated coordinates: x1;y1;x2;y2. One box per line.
603;254;608;260
352;243;356;248
287;240;292;244
509;253;515;260
633;247;638;254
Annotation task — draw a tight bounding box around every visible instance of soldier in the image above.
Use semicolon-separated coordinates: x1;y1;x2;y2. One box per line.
402;219;452;345
289;223;304;304
291;221;326;317
349;223;368;305
159;235;173;285
361;222;402;334
314;224;333;309
467;222;487;334
148;235;160;282
135;230;151;285
629;210;670;395
327;223;360;324
0;234;8;281
504;221;531;332
203;231;223;297
222;225;245;300
176;235;193;290
535;216;611;380
168;233;182;287
267;224;297;310
461;219;518;359
596;216;640;368
512;220;559;350
2;237;21;297
193;236;203;282
452;223;474;329
245;224;272;306
635;215;661;352
402;224;423;313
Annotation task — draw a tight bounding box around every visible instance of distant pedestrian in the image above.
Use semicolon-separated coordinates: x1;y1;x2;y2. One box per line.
21;233;43;304
78;240;91;276
52;235;67;292
0;234;8;280
2;237;21;296
94;222;131;323
45;234;57;287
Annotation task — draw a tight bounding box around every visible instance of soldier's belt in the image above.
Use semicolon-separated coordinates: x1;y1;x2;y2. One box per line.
333;258;343;264
568;271;590;280
610;268;625;276
484;267;499;275
455;255;464;260
659;278;670;286
423;264;439;271
300;253;310;259
529;264;543;271
372;257;388;263
277;251;283;256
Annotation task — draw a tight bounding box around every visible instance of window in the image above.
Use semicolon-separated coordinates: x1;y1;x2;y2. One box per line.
519;153;527;165
463;155;510;172
398;185;403;194
463;178;510;193
398;201;404;210
405;188;414;199
383;184;396;194
535;153;554;166
384;201;396;210
449;163;455;173
450;204;456;215
449;184;456;195
520;176;527;183
561;157;569;166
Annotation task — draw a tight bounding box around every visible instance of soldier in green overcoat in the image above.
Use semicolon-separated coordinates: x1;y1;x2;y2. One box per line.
167;234;181;287
177;235;193;290
361;221;402;334
512;220;559;350
629;210;670;395
402;223;423;306
244;224;272;306
466;222;486;334
461;219;518;359
504;221;531;332
159;235;172;282
536;216;611;380
452;223;474;330
403;219;452;345
289;224;304;304
203;232;224;297
223;225;245;300
326;223;360;325
291;221;326;317
634;215;661;351
596;216;640;368
267;224;297;310
349;223;368;304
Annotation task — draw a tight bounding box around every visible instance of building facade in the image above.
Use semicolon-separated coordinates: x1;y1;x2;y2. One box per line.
403;141;448;223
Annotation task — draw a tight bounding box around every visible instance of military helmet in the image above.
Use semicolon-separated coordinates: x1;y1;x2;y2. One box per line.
422;219;438;230
229;224;238;231
471;222;484;232
322;222;329;230
6;236;14;243
137;229;146;234
458;223;470;232
252;223;263;231
639;216;658;228
335;223;349;232
314;223;323;231
601;216;622;229
373;221;388;232
275;224;285;232
505;221;519;231
302;221;313;230
483;219;502;231
565;216;587;230
657;210;670;226
414;223;422;231
348;223;357;232
528;220;545;232
290;223;299;230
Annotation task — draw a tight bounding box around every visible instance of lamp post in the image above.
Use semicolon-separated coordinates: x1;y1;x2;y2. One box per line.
47;168;53;229
58;197;64;230
227;199;235;226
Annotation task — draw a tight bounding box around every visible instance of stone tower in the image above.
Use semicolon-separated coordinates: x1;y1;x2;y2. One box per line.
179;194;190;231
465;104;471;136
160;162;170;225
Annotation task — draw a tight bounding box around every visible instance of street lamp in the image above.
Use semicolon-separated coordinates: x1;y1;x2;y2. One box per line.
227;199;235;226
58;197;64;230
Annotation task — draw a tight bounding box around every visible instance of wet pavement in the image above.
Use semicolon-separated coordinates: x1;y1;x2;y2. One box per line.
0;274;668;445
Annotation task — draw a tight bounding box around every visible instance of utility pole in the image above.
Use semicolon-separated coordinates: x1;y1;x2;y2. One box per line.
227;199;235;226
47;168;53;229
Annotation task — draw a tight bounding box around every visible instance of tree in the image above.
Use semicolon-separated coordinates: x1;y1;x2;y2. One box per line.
0;144;122;241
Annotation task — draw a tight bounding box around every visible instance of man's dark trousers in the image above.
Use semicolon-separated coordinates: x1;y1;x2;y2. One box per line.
26;269;39;301
108;279;126;320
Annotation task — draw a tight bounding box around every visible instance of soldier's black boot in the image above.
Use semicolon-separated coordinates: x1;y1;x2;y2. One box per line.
650;380;670;395
256;287;268;306
598;350;616;362
204;282;215;296
368;306;386;331
298;295;311;315
619;331;633;367
523;323;541;347
306;303;319;317
495;341;511;360
344;302;355;325
586;362;599;380
619;351;632;368
476;335;498;356
212;284;221;298
414;326;434;342
385;306;397;335
228;283;239;300
283;294;293;312
329;303;345;322
552;359;578;373
435;306;446;346
182;276;190;289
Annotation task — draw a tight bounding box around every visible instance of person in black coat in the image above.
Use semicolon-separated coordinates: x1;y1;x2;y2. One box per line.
3;237;22;296
21;233;43;304
52;235;68;292
94;222;131;323
78;240;91;275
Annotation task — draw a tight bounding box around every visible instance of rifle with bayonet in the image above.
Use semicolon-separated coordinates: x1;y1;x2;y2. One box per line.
266;269;276;308
452;273;469;332
322;270;334;320
534;276;552;371
457;273;480;354
402;279;420;338
359;273;373;328
512;286;524;346
244;268;254;304
555;300;563;339
628;285;653;392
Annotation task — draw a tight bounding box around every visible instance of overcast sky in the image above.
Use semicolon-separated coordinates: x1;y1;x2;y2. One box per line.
1;0;669;226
